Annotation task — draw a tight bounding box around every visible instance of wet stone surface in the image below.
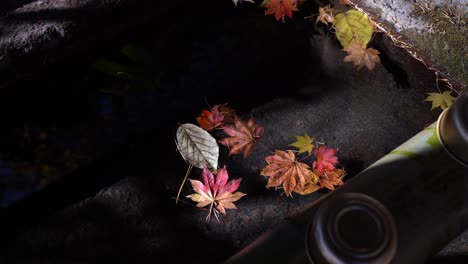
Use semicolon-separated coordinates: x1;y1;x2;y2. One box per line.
0;0;465;263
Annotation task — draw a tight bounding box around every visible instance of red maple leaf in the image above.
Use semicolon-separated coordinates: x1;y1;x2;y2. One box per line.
219;116;264;158
313;145;338;173
262;0;299;21
186;166;245;221
196;106;225;131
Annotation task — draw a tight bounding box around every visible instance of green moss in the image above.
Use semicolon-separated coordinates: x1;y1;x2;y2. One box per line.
406;2;467;87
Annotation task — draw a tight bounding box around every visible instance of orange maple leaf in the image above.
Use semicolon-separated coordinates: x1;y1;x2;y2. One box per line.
196;106;225;131
219;116;264;158
293;174;321;195
294;168;345;194
343;43;381;70
262;0;299;22
261;150;317;196
316;168;345;191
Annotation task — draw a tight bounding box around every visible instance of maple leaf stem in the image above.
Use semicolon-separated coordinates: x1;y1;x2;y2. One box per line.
203;97;213;110
170;197;209;209
298;153;313;161
206;201;215;222
257;142;274;154
176;163;193;204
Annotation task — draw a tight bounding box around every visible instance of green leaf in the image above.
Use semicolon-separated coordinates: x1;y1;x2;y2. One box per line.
120;44;152;65
91;59;132;79
424;91;456;110
334;9;373;48
289;133;315;155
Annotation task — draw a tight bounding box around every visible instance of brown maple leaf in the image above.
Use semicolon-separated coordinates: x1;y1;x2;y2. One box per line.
196;106;225;131
343;43;381;70
293;170;321;195
293;182;321;195
261;150;317;196
316;168;345;191
262;0;299;22
219;116;264;158
186;166;246;221
316;6;334;25
294;168;345;194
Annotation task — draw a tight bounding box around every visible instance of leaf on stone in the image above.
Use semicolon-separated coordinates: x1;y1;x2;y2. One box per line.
289;133;315;155
334;9;373;48
313;145;339;173
196;106;225;131
186;166;246;221
176;123;219;169
316;6;334;25
424;91;456;110
219;116;264;158
262;0;299;22
343;43;381;70
218;104;236;124
293;181;321;195
261;150;317;196
317;168;345;191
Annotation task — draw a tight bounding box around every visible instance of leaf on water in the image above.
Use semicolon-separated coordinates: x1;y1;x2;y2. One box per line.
334;9;373;48
261;150;317;196
186;166;246;221
176;123;219;169
343;43;381;70
424;91;456;110
289;133;315;155
262;0;299;22
316;6;334;25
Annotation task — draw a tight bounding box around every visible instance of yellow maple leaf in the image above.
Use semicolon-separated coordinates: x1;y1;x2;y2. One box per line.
424;91;456;110
289;133;315;155
343;43;381;70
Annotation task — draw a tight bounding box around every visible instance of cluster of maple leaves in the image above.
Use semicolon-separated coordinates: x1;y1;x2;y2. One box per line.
262;134;345;197
176;103;345;221
314;2;458;109
232;0;459;109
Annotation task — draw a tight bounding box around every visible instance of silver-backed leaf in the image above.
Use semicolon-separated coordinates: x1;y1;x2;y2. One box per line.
176;123;219;169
